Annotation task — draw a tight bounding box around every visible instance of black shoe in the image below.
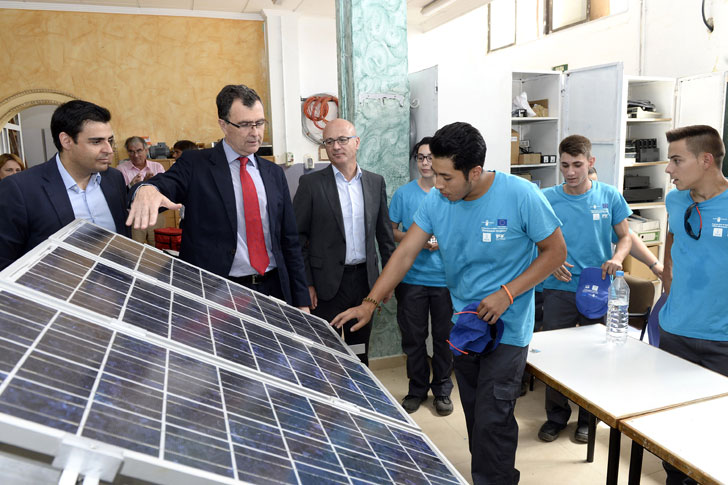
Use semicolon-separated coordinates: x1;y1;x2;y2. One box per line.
574;424;589;443
433;396;453;416
402;395;424;413
538;421;565;442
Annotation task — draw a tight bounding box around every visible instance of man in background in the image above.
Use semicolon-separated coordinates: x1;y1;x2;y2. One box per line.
117;136;166;245
293;118;395;365
0;100;129;269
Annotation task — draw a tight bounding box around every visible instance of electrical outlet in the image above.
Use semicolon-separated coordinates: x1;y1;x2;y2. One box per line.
285;152;294;167
304;154;314;169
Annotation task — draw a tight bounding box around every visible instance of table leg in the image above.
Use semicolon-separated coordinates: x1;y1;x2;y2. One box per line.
628;441;644;485
606;427;621;485
587;414;597;462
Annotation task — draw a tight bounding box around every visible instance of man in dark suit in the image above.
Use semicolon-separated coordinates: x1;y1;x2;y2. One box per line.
293;118;395;365
127;85;310;309
0;100;128;270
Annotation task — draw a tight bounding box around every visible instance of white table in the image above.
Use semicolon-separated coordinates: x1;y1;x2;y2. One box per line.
620;395;728;485
526;324;728;484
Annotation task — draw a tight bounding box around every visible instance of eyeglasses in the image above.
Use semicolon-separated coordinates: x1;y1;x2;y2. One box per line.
322;136;357;147
684;201;702;240
416;154;433;162
222;119;267;130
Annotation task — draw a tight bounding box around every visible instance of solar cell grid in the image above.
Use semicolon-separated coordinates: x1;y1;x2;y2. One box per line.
0;285;463;484
54;224;353;358
0;222;464;483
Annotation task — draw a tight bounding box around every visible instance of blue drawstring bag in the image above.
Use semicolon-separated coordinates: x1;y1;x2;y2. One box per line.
575;267;611;319
448;302;504;355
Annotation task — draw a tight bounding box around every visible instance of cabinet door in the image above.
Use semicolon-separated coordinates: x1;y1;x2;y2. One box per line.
676;72;727;131
562;62;624;187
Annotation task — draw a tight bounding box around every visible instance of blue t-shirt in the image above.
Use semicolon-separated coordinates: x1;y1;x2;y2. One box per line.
414;171;561;347
389;180;447;287
660;188;728;341
542;181;631;293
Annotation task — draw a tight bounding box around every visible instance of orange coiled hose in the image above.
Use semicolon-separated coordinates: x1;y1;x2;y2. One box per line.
303;95;339;130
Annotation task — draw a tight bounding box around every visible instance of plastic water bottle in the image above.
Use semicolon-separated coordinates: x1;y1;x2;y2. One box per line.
606;271;630;345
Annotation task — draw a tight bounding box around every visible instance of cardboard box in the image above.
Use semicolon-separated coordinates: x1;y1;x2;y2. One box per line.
160;209;180;229
517;172;532;181
623;245;659;281
529;99;549;117
518;153;542;165
511;129;520;165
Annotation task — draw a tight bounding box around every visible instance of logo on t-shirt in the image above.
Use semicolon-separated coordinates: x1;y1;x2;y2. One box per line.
590;203;609;222
712;216;728;238
481;219;507;243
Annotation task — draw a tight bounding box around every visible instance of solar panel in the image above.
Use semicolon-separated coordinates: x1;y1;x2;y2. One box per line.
0;221;466;484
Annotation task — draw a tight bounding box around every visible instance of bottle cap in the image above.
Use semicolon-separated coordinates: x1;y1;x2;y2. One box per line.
616;270;624;277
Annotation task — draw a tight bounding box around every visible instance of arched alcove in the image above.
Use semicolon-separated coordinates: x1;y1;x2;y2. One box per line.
0;90;77;127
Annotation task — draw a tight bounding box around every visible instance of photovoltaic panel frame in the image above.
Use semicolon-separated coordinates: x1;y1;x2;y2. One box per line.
0;221;467;484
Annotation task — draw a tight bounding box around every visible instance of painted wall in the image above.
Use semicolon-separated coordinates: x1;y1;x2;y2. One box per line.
0;9;268;161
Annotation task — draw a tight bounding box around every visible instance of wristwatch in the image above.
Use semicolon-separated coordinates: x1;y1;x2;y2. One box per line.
648;261;658;270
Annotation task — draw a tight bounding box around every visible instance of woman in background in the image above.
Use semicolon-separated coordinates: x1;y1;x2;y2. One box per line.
0;153;24;180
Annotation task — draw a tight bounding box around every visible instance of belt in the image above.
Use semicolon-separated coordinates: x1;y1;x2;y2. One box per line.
343;262;367;272
229;268;277;286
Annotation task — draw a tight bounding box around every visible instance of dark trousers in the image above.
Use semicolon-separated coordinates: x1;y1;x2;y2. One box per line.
454;343;527;485
228;268;284;301
395;282;453;398
313;264;371;366
542;289;603;427
659;327;728;484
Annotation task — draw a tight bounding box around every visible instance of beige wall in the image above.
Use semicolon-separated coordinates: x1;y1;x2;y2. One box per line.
0;9;269;161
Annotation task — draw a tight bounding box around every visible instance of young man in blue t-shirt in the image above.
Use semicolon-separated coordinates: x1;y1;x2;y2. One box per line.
333;122;567;485
660;125;728;484
390;137;454;416
538;135;632;444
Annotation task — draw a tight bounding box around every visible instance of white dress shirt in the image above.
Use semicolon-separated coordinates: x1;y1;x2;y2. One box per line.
56;155;116;232
332;164;366;265
223;140;277;277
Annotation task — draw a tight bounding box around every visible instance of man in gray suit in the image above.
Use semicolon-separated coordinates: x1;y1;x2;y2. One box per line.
293;118;395;365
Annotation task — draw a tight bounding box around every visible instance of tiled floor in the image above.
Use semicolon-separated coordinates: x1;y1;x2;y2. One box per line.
372;360;667;485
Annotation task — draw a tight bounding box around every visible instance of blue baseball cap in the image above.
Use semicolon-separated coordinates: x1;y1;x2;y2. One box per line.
575;267;610;319
447;302;504;356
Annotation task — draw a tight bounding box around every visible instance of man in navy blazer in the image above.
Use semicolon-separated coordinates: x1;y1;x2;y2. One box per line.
0;100;128;270
127;85;310;309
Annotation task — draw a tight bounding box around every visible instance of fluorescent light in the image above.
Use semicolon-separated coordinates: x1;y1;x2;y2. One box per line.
420;0;456;17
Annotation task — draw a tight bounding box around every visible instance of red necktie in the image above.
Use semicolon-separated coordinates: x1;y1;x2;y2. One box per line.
239;157;269;275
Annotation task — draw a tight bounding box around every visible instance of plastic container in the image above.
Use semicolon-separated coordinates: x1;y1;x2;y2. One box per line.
606;270;630;345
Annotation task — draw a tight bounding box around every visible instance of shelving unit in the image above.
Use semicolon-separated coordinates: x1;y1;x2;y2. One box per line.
510;72;561;188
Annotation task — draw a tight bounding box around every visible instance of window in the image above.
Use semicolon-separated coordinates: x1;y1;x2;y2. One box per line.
488;0;516;52
547;0;627;33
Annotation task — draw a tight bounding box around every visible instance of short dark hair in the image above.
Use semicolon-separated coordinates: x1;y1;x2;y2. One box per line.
51;100;111;152
588;166;597;175
216;84;262;120
666;125;725;167
125;136;146;151
559;135;592;159
173;140;197;152
410;136;433;160
430;122;486;178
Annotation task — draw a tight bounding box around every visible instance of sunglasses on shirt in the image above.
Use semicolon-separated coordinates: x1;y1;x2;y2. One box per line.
684;202;702;240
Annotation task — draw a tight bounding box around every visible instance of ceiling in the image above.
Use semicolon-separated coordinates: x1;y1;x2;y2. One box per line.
2;0;490;32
